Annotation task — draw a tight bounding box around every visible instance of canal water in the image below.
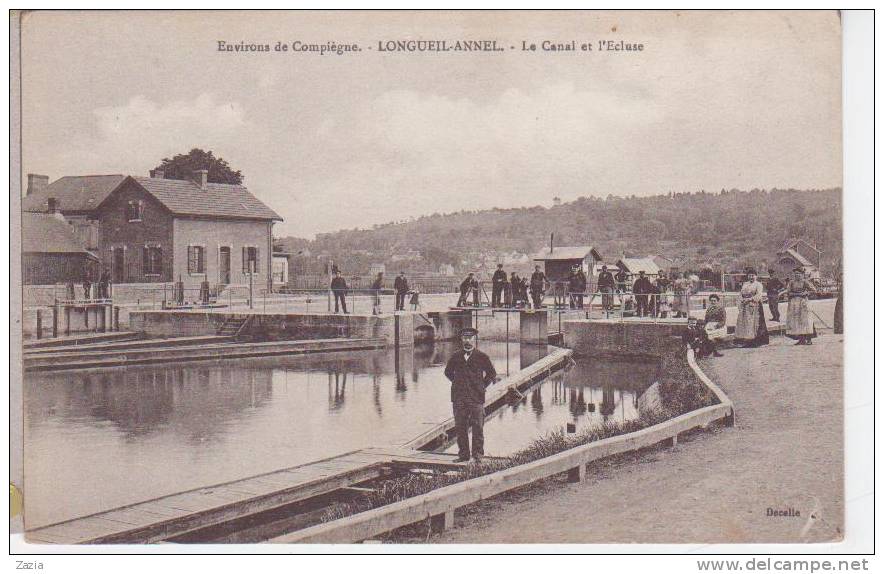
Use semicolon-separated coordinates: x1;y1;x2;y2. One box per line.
23;342;657;528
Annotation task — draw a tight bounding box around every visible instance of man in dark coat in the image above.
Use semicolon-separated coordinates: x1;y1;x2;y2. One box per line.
614;268;628;294
529;265;547;309
597;265;615;313
765;270;785;322
508;272;520;307
330;270;348;314
491;264;507;308
568;265;587;309
632;270;654;317
370;272;384;314
394;271;409;311
457;273;479;307
444;327;498;462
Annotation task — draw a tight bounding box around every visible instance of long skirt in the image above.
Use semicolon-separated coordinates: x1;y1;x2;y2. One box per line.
786;296;817;339
672;292;690;314
735;300;769;345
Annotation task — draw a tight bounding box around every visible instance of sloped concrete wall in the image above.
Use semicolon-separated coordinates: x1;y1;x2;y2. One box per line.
563;320;687;358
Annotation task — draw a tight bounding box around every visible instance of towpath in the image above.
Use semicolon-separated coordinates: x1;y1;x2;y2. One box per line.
396;328;843;544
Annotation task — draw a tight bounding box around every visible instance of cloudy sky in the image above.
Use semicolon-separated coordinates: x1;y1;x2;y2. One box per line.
20;10;842;237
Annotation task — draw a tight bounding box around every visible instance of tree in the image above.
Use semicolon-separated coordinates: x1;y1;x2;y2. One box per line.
154;148;243;184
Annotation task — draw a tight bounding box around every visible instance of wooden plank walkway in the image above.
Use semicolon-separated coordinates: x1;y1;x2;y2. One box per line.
26;448;470;544
24;337;387;371
26;347;572;545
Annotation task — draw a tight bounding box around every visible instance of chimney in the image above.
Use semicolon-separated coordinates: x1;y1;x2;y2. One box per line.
47;197;58;214
27;173;49;196
193;169;208;190
149;168;165;179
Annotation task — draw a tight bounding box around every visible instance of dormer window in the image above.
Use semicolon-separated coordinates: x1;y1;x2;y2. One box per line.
126;200;144;222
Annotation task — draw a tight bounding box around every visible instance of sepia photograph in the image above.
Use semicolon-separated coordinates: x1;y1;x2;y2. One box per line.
6;8;873;557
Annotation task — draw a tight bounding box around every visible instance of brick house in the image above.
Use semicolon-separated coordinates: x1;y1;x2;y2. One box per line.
23;170;282;291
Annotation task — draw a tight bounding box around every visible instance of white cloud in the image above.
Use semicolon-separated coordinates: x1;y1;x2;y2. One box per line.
49;94;247;176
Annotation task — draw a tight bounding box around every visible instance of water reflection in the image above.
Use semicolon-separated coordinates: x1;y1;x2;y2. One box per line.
24;342;655;528
24;341;517;527
462;357;659;457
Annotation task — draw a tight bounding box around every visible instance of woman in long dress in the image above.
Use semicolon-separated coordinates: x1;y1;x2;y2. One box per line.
734;269;769;347
671;272;692;318
786;268;817;345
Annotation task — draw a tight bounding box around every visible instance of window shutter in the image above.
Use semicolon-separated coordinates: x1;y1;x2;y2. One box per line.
242;247;247;273
255;248;260;273
156;247;163;276
142;246;148;276
187;246;194;274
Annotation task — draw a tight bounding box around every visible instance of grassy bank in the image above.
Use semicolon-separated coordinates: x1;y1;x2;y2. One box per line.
321;346;716;524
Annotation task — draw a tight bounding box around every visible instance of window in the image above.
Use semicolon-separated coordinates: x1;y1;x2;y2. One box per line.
188;245;206;274
126;200;144;222
142;246;163;277
242;246;259;274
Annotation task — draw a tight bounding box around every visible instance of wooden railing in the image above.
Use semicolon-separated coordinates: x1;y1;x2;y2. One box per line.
270;347;733;543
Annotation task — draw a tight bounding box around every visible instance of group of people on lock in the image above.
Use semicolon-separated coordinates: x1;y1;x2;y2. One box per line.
596;266;694;319
693;267;819;358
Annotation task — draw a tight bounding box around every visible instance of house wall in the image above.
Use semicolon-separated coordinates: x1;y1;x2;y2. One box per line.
172;218;273;291
98;180;175;282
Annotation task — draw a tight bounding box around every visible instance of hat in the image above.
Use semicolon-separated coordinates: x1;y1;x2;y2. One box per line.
639;270;645;274
602;265;608;270
460;327;479;337
746;267;757;275
708;293;720;301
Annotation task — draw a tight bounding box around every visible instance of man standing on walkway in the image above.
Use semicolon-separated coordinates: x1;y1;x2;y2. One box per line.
444;327;498;463
529;265;548;309
633;270;654;317
766;270;785;322
330;270;348;314
370;271;384;315
456;272;479;307
614;267;628;295
597;265;615;315
394;271;409;311
491;263;507;308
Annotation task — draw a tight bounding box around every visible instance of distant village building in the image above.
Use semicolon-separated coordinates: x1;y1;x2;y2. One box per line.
532;245;603;291
22;211;100;285
773;238;822;280
438;263;455;276
652;255;678;278
369;263;386;276
271;252;291;288
23;170;282;290
615;257;661;280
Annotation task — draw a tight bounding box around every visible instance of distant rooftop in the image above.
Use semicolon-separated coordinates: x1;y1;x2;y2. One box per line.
22;212;98;258
23;175;126;213
532;245;603;262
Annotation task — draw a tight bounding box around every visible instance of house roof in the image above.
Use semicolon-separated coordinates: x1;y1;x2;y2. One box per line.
616;257;661;275
129;177;282;221
23;174;282;221
781;248;814;268
532;245;602;262
22;212;98;258
22;175;126;213
780;238;821;254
